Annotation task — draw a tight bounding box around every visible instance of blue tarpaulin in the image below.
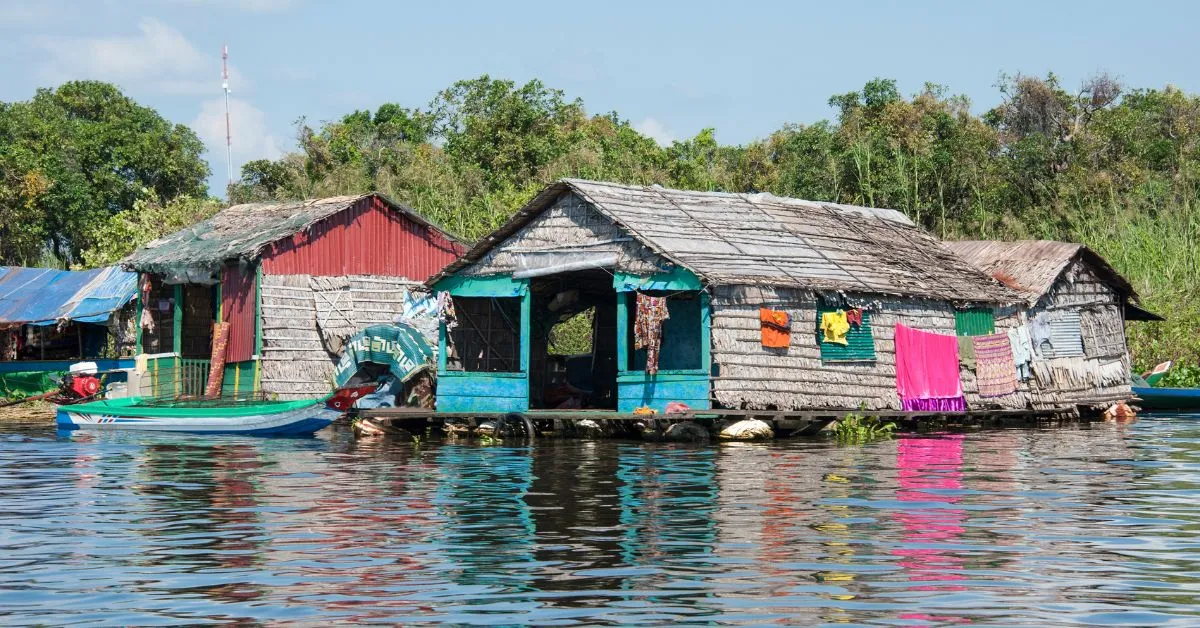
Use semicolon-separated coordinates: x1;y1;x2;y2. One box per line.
0;266;137;326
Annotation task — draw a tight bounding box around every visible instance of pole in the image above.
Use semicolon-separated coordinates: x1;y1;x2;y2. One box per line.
222;44;233;186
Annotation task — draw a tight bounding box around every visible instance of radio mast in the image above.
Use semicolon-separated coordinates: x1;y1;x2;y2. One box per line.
222;44;233;186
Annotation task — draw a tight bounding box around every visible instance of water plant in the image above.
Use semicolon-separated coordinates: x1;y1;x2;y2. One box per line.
832;412;898;444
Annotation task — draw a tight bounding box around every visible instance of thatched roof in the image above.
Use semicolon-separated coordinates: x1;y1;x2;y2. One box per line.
945;240;1161;320
945;240;1134;300
432;179;1016;303
125;193;461;278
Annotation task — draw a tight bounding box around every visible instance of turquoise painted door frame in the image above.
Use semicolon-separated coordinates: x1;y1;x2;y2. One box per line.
434;275;532;413
614;269;712;413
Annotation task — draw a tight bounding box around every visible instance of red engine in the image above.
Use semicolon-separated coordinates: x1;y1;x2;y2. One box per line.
65;374;101;400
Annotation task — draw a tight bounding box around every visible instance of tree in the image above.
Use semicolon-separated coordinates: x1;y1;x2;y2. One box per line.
0;81;209;265
79;195;221;268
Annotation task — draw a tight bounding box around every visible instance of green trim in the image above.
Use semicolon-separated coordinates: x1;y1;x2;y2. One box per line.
817;307;876;363
519;289;531;373
214;282;222;324
612;267;702;292
65;395;327;418
172;284;182;356
955;308;996;336
434;274;528;297
700;291;712;370
616;291;630;373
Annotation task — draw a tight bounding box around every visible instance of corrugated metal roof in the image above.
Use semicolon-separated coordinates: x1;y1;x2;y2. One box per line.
0;266;137;326
123;193;465;279
944;240;1137;304
432;179;1018;303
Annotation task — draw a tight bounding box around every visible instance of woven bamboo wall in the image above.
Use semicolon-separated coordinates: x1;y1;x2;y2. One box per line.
1025;260;1131;408
260;273;423;399
709;286;1032;411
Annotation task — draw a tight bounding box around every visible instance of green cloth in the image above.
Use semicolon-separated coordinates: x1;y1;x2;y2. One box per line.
0;370;63;398
958;336;976;370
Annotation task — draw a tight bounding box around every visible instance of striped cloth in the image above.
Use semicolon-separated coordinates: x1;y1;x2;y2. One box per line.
973;333;1019;397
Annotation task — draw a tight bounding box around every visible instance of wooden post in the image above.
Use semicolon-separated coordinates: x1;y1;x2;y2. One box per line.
520;288;531;375
700;291;712;373
615;291;629;373
253;265;262;393
134;273;143;355
173;284;182;397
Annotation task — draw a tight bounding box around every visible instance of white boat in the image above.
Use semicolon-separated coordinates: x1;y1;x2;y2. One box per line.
56;396;340;436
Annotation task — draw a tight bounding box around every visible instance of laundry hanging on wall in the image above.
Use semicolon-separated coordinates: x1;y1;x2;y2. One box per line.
973;332;1019;397
846;307;863;327
634;292;670;375
894;323;965;411
957;335;976;370
820;310;850;345
1008;325;1033;381
760;308;790;348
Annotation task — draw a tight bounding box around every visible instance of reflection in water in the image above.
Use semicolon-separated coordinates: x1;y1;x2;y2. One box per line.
0;419;1199;624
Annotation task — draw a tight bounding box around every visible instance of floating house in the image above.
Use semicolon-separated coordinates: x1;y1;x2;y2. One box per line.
946;240;1157;408
0;266;137;396
426;179;1027;415
124;194;465;400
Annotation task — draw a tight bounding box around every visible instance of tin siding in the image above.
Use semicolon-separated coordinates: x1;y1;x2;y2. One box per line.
260;196;464;279
222;264;257;363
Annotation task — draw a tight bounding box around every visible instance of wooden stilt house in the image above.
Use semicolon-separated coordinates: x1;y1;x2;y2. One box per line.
124;194;465;400
426;179;1028;415
946;240;1159;408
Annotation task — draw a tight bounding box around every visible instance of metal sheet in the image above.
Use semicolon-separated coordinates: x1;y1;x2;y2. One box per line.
222;265;257;363
1043;310;1085;358
260;196;465;279
0;266;136;325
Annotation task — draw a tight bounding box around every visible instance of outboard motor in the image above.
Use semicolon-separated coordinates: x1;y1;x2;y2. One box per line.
60;361;102;402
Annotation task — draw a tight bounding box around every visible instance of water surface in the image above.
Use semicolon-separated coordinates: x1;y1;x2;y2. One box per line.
1;417;1199;625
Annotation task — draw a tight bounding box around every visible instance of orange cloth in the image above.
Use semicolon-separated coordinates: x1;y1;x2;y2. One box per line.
760;308;791;348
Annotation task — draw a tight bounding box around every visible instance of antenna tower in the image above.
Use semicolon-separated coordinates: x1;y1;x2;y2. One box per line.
222;44;233;186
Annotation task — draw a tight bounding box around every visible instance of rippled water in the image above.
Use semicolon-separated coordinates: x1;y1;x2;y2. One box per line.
1;418;1199;625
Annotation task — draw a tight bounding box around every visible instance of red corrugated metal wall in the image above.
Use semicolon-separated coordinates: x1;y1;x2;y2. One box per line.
260;196;464;278
221;264;257;363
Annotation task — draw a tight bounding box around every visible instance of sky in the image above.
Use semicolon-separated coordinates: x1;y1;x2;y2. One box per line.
2;0;1198;195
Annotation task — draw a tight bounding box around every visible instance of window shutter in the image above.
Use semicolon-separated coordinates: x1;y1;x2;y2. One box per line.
817;308;876;362
955;308;995;337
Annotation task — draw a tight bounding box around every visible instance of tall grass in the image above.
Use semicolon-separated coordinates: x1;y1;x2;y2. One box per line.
1062;195;1200;374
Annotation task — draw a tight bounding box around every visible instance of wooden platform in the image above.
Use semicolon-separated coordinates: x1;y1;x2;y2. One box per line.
356;406;1079;424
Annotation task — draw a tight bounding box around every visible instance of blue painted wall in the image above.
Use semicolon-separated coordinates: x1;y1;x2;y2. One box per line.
438;371;529;413
435;275;532;413
616;372;711;413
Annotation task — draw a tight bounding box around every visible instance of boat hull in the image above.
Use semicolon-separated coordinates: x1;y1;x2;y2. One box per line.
56;402;341;436
1132;386;1200;412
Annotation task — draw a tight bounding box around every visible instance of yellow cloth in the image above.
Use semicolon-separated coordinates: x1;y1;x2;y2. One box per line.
821;310;850;345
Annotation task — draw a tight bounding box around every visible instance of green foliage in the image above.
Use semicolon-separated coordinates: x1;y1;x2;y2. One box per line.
1158;363;1200;389
79;195;222;267
0;81;210;265
549;308;594;356
832;412;898;444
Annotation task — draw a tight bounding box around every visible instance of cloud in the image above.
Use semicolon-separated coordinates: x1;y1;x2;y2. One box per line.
166;0;300;13
634;117;675;146
191;96;282;181
31;17;246;95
